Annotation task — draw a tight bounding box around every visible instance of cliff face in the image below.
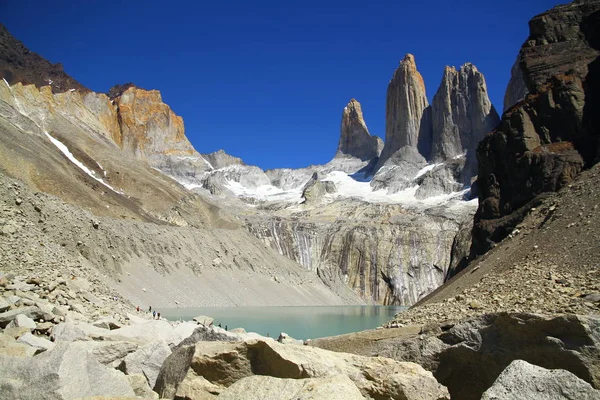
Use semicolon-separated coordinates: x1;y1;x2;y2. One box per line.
244;202;463;305
335;99;383;161
376;54;431;170
503;56;528;112
430;64;499;163
471;0;600;258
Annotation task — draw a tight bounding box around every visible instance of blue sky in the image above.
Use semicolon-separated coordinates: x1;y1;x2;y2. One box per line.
2;0;564;170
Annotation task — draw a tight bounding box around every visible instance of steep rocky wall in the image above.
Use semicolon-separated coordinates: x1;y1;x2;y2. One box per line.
376;54;431;170
472;0;600;257
244;208;461;306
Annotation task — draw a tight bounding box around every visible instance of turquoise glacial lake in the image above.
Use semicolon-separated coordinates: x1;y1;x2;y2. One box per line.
161;306;406;340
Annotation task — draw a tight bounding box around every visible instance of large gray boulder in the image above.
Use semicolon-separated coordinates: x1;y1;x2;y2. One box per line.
367;313;600;400
122;340;172;388
219;374;366;400
0;342;135;399
0;306;44;327
50;322;87;342
71;340;138;365
482;360;600;400
154;339;449;400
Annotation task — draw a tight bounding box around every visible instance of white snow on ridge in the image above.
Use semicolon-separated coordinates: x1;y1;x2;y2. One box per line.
43;131;121;194
225;180;302;202
414;163;442;179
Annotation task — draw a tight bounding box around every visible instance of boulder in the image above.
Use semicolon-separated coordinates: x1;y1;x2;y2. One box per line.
482;360;600;400
277;332;303;346
0;333;37;357
0;306;44;327
173;370;223;399
219;374;366;400
16;332;55;352
127;373;159;399
0;296;10;312
7;314;36;330
50;322;87;342
0;342;135;399
174;325;243;350
369;313;600;400
71;341;138;365
193;315;214;326
154;339;449;400
122;340;171;387
92;317;121;330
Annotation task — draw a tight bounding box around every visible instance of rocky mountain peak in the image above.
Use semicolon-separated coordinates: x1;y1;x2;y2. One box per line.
376;53;431;170
0;24;88;94
336;98;383;161
430;62;499;164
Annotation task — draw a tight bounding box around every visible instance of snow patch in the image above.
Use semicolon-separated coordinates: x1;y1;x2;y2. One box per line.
43;131;122;194
225;180;302;202
414;163;442;179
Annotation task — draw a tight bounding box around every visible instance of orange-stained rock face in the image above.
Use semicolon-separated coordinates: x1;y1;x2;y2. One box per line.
114;87;195;159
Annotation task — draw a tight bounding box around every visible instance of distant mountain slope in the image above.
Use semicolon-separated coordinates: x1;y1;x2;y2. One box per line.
0;24;88;93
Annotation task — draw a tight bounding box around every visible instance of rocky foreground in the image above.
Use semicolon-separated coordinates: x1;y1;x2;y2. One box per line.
1;266;599;399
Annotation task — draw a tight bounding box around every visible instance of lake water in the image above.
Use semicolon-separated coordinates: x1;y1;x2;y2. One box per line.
161;306;406;340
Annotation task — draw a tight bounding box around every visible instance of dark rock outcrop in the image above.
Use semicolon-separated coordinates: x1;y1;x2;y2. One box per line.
471;0;600;257
335;99;383;161
0;24;88;93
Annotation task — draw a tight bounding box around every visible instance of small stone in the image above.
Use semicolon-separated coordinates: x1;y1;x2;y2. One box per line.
15;198;22;205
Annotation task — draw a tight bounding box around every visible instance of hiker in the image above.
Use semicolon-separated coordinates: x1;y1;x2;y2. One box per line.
153;310;156;319
225;325;228;331
149;306;152;312
218;323;222;328
157;312;161;319
136;306;140;312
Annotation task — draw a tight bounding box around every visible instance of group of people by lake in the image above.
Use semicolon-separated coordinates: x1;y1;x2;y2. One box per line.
136;305;160;320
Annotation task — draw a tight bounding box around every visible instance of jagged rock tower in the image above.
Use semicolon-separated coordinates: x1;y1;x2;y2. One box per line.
335;98;383;161
376;54;432;170
430;63;499;163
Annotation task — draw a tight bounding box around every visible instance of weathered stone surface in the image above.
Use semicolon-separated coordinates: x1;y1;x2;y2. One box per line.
71;341;138;365
430;63;499;166
414;159;464;199
122;340;172;388
445;215;474;280
219;374;366;400
16;332;55;352
335;98;383;161
301;172;336;204
7;313;36;330
193;315;214;326
201;149;244;169
503;55;528;112
374;313;600;400
155;339;449;400
377;54;432;170
520;0;600;92
482;359;600;400
472;0;600;257
0;342;135;399
50;322;87;342
127;373;159;399
0;306;44;327
371;145;427;193
0;333;38;357
0;296;10;312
